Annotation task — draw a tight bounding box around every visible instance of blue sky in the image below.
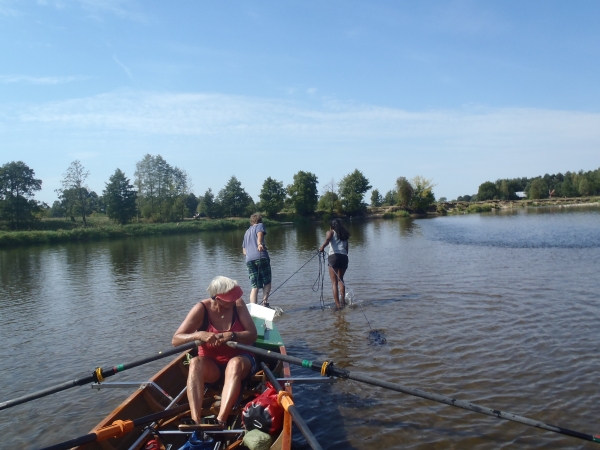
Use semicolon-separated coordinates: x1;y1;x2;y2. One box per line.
1;0;599;204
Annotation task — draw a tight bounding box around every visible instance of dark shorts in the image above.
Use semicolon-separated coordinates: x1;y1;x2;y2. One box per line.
328;253;349;270
246;258;272;289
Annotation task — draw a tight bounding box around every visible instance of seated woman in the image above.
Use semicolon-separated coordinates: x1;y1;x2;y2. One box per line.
172;276;258;426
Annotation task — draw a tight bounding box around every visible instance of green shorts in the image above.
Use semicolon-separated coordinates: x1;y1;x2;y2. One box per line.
246;258;272;289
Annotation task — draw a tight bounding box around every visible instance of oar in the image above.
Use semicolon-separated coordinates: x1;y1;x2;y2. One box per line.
37;403;190;450
0;340;201;411
260;362;323;450
228;342;600;445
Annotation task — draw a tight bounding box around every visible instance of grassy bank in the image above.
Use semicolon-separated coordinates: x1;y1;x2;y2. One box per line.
0;217;277;248
443;196;600;215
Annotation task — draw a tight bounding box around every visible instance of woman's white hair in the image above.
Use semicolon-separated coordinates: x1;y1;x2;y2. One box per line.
207;276;239;297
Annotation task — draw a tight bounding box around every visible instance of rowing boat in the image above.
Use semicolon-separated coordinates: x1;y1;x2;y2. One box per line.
75;303;292;450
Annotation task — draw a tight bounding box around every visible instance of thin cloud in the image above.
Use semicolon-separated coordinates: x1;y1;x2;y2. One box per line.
112;54;133;81
35;0;148;22
0;75;84;85
6;91;600;150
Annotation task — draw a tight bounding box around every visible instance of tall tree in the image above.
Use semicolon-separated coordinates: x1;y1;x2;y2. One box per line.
259;177;286;217
198;188;220;218
527;178;548;199
287;171;318;216
395;177;413;208
318;178;339;214
217;176;253;217
370;189;383;207
477;181;499;201
410;176;436;211
382;189;397;206
103;168;137;224
57;160;90;226
184;193;199;218
0;161;42;229
338;169;371;215
171;167;193;220
134;154;188;221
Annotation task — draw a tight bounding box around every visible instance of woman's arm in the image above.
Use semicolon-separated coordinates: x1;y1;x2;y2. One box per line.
318;230;334;253
172;301;216;347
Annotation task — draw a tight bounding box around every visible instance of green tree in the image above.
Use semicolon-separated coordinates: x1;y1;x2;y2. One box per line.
103;168;137;225
497;179;519;200
217;176;253;217
57;160;91;226
528;178;548;199
134;154;191;221
370;189;383;207
410;176;436;211
135;154;170;221
318;191;341;213
259;177;286;217
287;171;319;215
49;200;65;218
338;169;371;215
477;181;499;201
171;167;193;220
396;177;413;208
184;193;199;218
198;188;221;218
318;178;339;214
578;178;591;196
382;189;397;206
0;161;42;229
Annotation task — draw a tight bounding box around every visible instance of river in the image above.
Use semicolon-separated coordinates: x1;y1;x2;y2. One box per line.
1;206;600;449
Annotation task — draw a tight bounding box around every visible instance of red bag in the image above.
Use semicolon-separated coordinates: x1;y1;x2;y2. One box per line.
242;383;284;435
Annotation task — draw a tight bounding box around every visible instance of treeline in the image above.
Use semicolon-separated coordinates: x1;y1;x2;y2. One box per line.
454;168;600;202
1;155;441;230
369;176;437;210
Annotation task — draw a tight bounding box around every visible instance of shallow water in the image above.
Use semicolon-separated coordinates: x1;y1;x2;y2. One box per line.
1;206;600;449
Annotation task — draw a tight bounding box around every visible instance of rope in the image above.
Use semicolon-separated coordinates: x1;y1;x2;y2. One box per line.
266;251;321;301
312;252;328;309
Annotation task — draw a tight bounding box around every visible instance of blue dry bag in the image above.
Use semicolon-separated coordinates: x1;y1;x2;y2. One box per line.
178;430;215;450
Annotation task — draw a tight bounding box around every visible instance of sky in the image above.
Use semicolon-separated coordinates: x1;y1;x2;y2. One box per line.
1;0;600;204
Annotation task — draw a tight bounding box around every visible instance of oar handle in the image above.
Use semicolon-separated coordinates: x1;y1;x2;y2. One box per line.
260;363;323;450
1;340;201;411
227;342;347;378
94;340;201;382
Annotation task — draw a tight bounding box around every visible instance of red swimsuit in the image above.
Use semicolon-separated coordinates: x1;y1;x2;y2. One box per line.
196;301;250;365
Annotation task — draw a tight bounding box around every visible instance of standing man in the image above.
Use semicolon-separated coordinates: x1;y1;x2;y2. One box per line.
242;213;272;305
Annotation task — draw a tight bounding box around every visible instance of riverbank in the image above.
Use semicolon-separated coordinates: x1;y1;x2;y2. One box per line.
0;217;269;248
440;196;600;215
367;196;600;218
2;196;599;248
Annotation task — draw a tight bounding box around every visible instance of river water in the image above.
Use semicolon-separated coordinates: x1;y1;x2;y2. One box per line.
1;206;600;449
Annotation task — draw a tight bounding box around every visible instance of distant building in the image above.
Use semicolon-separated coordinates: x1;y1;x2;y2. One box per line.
516;191;527;199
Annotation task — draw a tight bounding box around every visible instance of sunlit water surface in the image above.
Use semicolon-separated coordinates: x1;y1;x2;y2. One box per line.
1;206;600;449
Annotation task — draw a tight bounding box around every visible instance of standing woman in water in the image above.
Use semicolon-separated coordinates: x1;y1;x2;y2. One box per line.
319;219;350;309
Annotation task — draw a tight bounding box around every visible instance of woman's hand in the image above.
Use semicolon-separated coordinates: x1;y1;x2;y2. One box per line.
206;332;235;347
204;332;222;347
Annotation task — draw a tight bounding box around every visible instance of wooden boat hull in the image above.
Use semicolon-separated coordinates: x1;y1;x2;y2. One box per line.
76;310;291;450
